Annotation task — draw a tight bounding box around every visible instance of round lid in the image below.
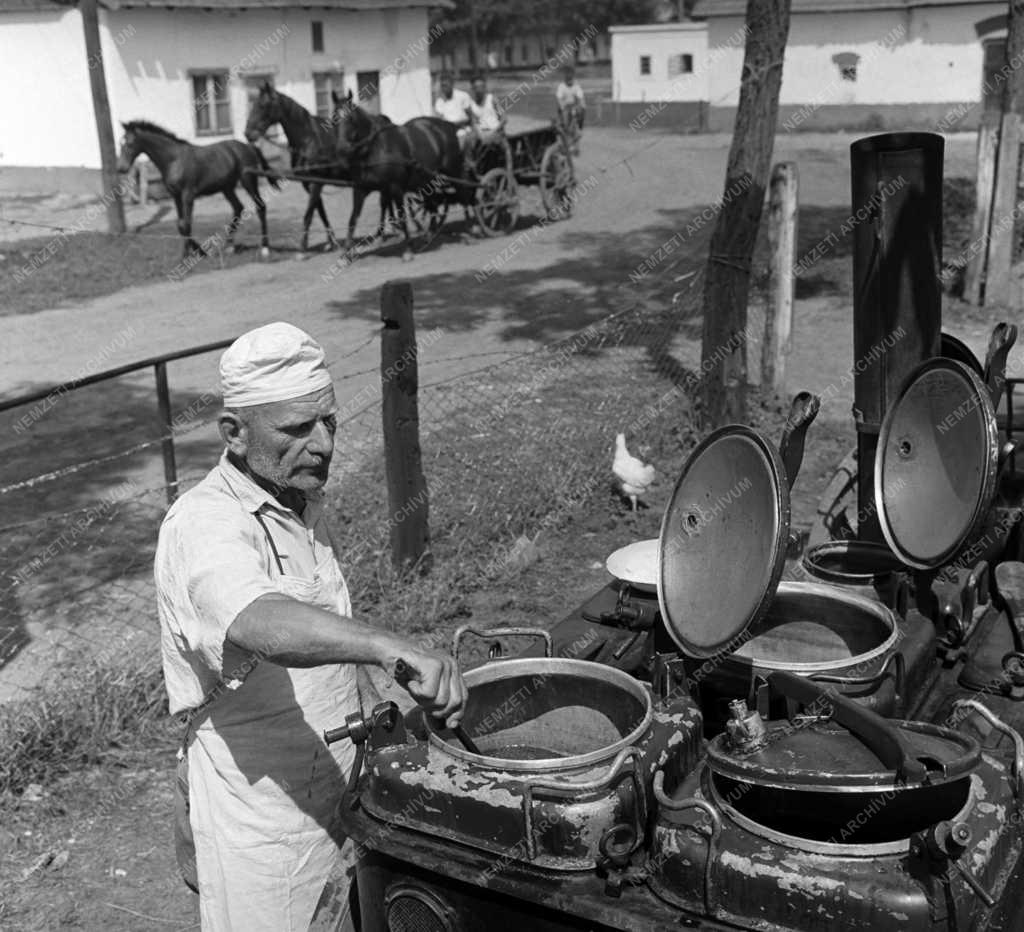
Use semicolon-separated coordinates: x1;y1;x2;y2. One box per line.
707;719;980;792
605;539;658;592
875;358;1000;570
658;426;789;658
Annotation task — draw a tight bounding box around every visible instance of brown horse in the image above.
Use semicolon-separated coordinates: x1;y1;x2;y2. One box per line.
244;83;396;251
116;120;277;260
332;90;470;260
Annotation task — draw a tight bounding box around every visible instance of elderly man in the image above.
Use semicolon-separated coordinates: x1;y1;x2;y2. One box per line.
155;322;466;931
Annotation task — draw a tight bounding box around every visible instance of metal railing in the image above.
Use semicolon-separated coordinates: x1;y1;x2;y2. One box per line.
0;339;234;505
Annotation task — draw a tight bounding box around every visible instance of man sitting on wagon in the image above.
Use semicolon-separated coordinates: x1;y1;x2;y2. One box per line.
464;74;507;174
433;71;474;153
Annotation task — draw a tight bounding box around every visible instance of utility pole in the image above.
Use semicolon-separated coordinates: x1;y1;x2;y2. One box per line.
80;0;126;234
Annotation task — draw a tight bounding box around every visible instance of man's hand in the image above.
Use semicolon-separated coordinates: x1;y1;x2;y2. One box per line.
384;647;467;729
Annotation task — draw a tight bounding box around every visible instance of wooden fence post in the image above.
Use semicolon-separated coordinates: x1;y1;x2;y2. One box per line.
983;111;1021;307
380;281;431;574
762;161;798;392
964;115;999;305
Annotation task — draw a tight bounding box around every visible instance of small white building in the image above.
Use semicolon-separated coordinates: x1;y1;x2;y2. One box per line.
691;0;1007;131
609;22;709;103
0;0;444;190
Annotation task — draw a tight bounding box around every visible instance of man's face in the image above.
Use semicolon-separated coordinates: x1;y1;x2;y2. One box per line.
472;80;485;101
232;385;338;493
563;70;575;85
440;76;453;97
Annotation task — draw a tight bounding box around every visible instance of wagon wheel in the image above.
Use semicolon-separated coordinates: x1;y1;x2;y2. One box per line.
540;143;576;220
405;191;449;249
474;168;519;237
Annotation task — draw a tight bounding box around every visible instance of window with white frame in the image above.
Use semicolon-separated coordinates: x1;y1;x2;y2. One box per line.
192;72;231;135
639;55;652;76
313;71;345;120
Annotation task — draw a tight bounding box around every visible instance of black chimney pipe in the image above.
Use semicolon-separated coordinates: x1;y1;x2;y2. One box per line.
850;132;944;542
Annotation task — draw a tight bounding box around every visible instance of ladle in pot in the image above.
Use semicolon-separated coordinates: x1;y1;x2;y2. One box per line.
393;657;483;755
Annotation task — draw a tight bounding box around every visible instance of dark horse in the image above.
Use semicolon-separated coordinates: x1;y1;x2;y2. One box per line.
244;83;395;251
332;90;471;260
116;120;277;260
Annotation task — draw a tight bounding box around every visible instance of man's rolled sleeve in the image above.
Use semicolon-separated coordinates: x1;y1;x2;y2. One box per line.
178;509;279;680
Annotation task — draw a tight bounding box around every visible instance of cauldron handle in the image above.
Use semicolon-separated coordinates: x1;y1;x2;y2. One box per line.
767;670;928;783
651;769;721;917
452;625;553;668
522;747;644;862
952;699;1024;799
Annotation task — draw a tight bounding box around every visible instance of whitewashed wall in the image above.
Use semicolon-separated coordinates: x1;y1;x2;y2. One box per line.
0;5;436;169
706;3;1004;108
611;24;708;102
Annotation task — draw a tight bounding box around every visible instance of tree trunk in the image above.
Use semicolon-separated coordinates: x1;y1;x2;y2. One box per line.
81;0;126;234
989;0;1024;305
699;0;791;427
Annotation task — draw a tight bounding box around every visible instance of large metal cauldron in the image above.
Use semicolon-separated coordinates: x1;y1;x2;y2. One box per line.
646;680;1024;932
729;580;898;673
351;628;702;872
658;423;906;719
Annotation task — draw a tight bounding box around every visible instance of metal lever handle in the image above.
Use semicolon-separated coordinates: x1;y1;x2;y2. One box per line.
768;670;928;783
984;321;1017;407
779;391;821;491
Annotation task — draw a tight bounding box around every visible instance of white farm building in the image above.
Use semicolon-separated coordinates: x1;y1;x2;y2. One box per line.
690;0;1011;131
0;0;443;192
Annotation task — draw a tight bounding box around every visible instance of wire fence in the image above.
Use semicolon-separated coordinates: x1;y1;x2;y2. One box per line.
0;285;710;706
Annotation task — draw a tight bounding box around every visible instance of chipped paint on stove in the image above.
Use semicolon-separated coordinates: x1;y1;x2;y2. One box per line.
719;850;845;894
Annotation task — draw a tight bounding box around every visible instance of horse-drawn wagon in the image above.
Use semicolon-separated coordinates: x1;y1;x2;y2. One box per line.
405;115;579;243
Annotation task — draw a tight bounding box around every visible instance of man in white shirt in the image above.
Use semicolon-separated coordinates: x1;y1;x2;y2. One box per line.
433;71;473;149
555;66;585;154
468;74;505;140
156;322;466;932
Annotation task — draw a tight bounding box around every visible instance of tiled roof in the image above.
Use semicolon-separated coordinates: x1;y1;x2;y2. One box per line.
692;0;994;16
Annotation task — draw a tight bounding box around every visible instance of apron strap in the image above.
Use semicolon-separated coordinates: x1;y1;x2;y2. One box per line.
254;512;286;576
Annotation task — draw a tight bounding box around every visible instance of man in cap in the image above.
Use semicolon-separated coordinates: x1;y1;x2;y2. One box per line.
155;322;466;931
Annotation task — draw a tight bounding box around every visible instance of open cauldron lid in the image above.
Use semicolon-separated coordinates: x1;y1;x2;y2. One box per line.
875;357;1000;570
658;426;789;658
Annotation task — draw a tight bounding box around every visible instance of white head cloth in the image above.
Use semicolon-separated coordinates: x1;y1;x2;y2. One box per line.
220;322;333;407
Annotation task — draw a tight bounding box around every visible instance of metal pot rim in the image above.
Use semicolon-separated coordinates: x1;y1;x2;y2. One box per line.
427;657;654;772
801;539;906;585
704;767;980;857
729;580;900;673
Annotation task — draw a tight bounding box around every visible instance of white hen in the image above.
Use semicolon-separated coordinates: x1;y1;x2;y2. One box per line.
612;433;656;511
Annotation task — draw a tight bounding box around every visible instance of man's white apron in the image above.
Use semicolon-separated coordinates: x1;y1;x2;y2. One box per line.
186;539;359;931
